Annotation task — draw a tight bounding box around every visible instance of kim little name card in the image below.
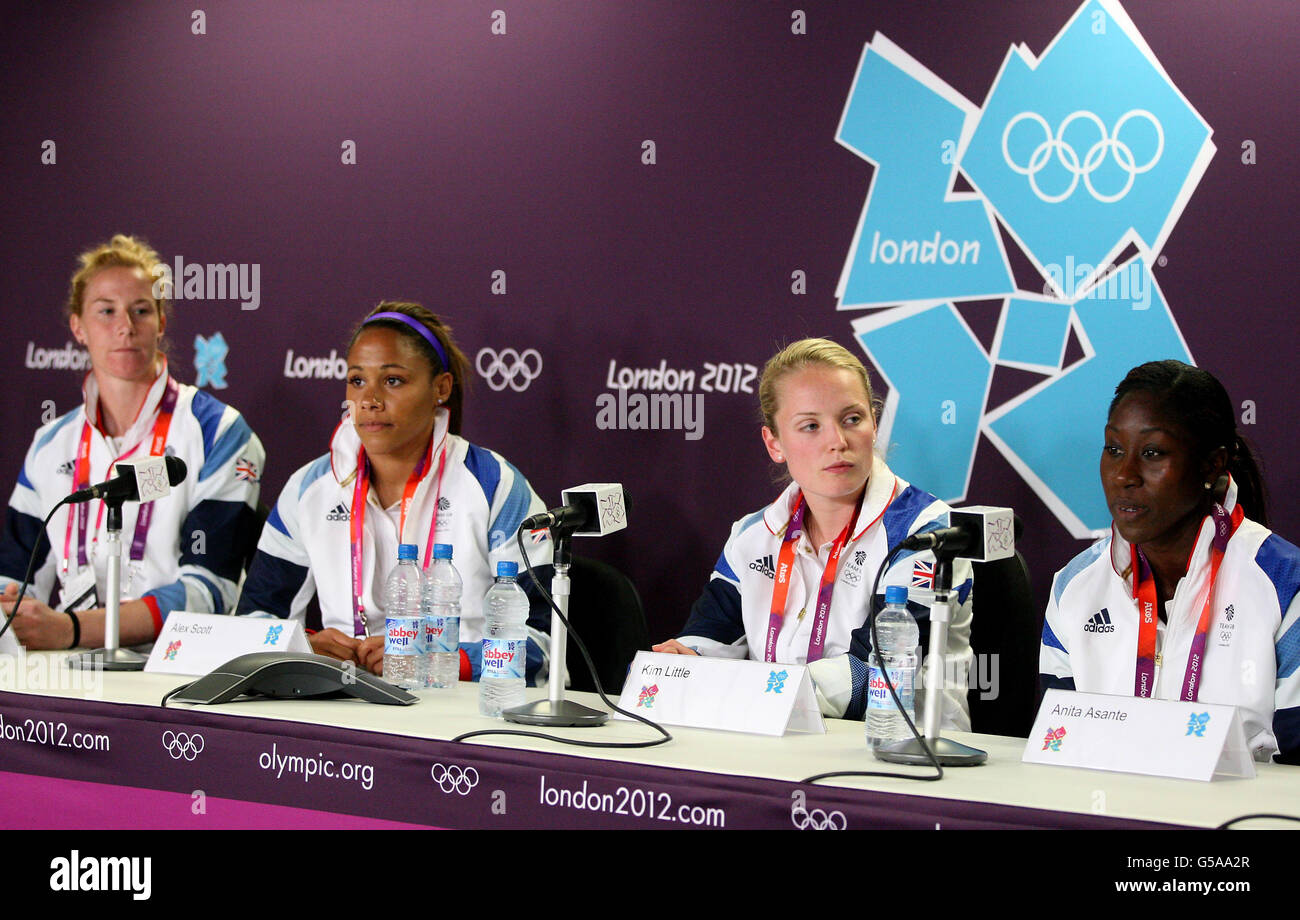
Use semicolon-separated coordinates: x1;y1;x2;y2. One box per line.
145;612;311;676
1023;689;1254;781
614;651;825;736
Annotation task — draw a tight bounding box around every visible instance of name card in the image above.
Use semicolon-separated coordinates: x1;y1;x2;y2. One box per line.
613;651;825;736
145;613;311;676
1023;689;1254;781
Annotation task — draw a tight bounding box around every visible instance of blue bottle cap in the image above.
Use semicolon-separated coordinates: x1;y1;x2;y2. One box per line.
433;543;453;560
397;543;418;561
496;561;519;578
884;584;908;605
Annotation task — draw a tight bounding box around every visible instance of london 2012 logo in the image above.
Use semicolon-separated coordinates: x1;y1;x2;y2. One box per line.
194;332;229;390
163;640;181;661
637;684;659;708
835;0;1212;537
1043;726;1067;752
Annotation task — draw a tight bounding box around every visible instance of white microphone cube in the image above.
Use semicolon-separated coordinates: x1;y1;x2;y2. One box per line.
948;506;1015;562
119;457;172;503
560;483;628;537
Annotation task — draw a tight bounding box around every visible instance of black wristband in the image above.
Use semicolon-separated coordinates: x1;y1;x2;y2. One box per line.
66;610;80;650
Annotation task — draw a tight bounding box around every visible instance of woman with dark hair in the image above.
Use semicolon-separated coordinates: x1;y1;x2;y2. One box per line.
1041;359;1300;762
236;302;554;682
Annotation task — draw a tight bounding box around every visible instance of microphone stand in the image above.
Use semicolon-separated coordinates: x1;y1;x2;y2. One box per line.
503;534;608;727
68;499;147;672
873;549;985;766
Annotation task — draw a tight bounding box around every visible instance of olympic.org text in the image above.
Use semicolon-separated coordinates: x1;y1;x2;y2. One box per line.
258;741;374;791
538;775;725;827
0;712;109;751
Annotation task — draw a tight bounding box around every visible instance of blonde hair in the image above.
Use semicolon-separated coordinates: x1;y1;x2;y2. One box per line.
758;338;878;432
66;234;169;322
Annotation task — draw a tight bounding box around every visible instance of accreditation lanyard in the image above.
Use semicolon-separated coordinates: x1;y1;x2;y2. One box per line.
764;490;863;664
348;437;447;638
62;377;179;578
1131;501;1244;701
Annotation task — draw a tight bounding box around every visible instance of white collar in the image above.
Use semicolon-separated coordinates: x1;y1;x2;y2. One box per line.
762;454;900;541
81;359;170;443
330;406;451;485
1108;474;1241;578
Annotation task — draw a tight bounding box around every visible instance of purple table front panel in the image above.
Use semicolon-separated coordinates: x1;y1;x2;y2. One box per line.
0;691;1180;829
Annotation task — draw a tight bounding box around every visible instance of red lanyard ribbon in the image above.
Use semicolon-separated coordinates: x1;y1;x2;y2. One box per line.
764;490;864;664
62;377;179;577
1132;501;1244;701
348;436;447;638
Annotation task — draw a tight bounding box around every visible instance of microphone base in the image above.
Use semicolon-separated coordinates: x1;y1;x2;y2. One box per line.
502;699;609;727
872;735;988;767
67;647;148;672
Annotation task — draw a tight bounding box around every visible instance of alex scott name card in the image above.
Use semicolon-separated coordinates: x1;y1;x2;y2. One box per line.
145;612;311;676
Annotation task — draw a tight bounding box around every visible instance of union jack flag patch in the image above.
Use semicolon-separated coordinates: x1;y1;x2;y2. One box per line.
911;558;934;590
235;456;260;483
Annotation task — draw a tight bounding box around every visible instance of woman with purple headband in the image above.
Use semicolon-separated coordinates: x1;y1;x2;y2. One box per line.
236;302;556;684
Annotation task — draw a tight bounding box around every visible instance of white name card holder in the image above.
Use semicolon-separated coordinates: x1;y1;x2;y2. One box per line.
1023;689;1255;781
145;612;311;676
614;650;825;736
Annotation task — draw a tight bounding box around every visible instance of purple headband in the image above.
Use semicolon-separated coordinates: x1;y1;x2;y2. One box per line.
363;311;450;371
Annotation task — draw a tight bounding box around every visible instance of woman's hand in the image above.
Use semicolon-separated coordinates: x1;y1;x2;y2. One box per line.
356;636;385;675
309;628;362;663
0;585;73;649
651;639;700;656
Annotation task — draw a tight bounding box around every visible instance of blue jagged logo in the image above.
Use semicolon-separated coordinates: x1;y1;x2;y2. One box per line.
836;0;1212;535
194;332;230;390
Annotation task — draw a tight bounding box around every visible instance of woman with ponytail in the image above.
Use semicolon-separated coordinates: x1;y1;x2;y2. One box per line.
1040;360;1300;762
237;302;554;683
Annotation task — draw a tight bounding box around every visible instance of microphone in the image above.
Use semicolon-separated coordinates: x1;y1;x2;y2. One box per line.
900;505;1016;562
521;483;629;537
68;456;188;504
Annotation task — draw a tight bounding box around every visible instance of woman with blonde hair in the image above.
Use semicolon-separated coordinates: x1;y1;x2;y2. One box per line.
655;338;973;723
1;234;264;649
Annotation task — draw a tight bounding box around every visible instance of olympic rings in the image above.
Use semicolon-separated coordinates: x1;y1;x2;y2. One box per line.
161;730;205;761
475;347;543;392
791;805;847;830
430;762;480;795
1001;109;1164;203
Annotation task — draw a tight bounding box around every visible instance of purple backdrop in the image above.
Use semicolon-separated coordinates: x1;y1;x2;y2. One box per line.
2;1;1297;664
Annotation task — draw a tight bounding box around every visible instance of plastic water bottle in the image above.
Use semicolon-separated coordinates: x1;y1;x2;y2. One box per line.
422;543;462;689
866;584;920;747
382;543;425;690
479;561;528;717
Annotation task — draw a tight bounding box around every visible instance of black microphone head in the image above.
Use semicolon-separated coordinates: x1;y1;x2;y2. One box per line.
165;455;188;486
